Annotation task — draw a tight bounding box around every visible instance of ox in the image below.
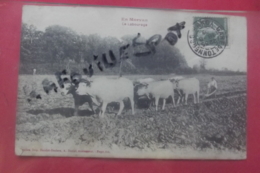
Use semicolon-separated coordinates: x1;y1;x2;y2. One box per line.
134;77;155;99
136;80;175;111
171;78;200;105
168;76;185;103
42;78;58;94
76;77;135;118
23;83;41;103
134;78;155;108
55;70;96;116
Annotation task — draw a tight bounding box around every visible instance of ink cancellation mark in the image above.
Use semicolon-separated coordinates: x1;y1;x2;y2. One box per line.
187;17;228;59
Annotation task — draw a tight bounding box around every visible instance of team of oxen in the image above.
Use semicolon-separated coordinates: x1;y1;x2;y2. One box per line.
34;69;200;118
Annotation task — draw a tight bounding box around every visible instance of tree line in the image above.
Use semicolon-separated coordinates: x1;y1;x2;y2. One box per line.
20;23;245;76
20;23;190;75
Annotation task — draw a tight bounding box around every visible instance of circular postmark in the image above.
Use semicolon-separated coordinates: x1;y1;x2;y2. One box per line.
187;18;227;58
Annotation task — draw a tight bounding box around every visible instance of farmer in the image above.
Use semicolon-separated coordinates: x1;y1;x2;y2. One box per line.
207;77;217;97
33;68;36;75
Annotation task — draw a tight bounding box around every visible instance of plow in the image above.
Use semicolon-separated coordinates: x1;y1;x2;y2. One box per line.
183;90;247;115
202;90;246;101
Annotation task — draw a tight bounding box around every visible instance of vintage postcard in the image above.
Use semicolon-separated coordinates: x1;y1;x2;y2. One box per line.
16;5;247;159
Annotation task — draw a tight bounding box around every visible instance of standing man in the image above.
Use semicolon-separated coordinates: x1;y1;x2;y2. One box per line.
33;69;36;75
207;77;217;97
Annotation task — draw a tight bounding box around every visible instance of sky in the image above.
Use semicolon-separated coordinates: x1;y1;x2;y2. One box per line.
22;5;247;72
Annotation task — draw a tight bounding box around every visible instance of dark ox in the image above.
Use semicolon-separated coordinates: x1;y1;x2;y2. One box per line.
42;78;58;94
134;82;155;109
55;70;95;116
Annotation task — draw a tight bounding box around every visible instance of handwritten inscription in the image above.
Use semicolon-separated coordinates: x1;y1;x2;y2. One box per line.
121;17;148;27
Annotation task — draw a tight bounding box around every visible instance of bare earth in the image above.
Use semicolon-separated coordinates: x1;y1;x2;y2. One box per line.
15;74;247;159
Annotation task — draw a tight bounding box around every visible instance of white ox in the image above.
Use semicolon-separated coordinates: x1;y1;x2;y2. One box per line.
171;78;200;105
137;80;175;111
169;76;185;103
76;77;135;117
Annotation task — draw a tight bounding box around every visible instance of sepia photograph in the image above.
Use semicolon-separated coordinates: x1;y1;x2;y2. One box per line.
15;5;247;159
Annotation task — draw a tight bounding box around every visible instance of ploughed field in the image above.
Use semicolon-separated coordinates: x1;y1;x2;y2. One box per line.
16;74;247;152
